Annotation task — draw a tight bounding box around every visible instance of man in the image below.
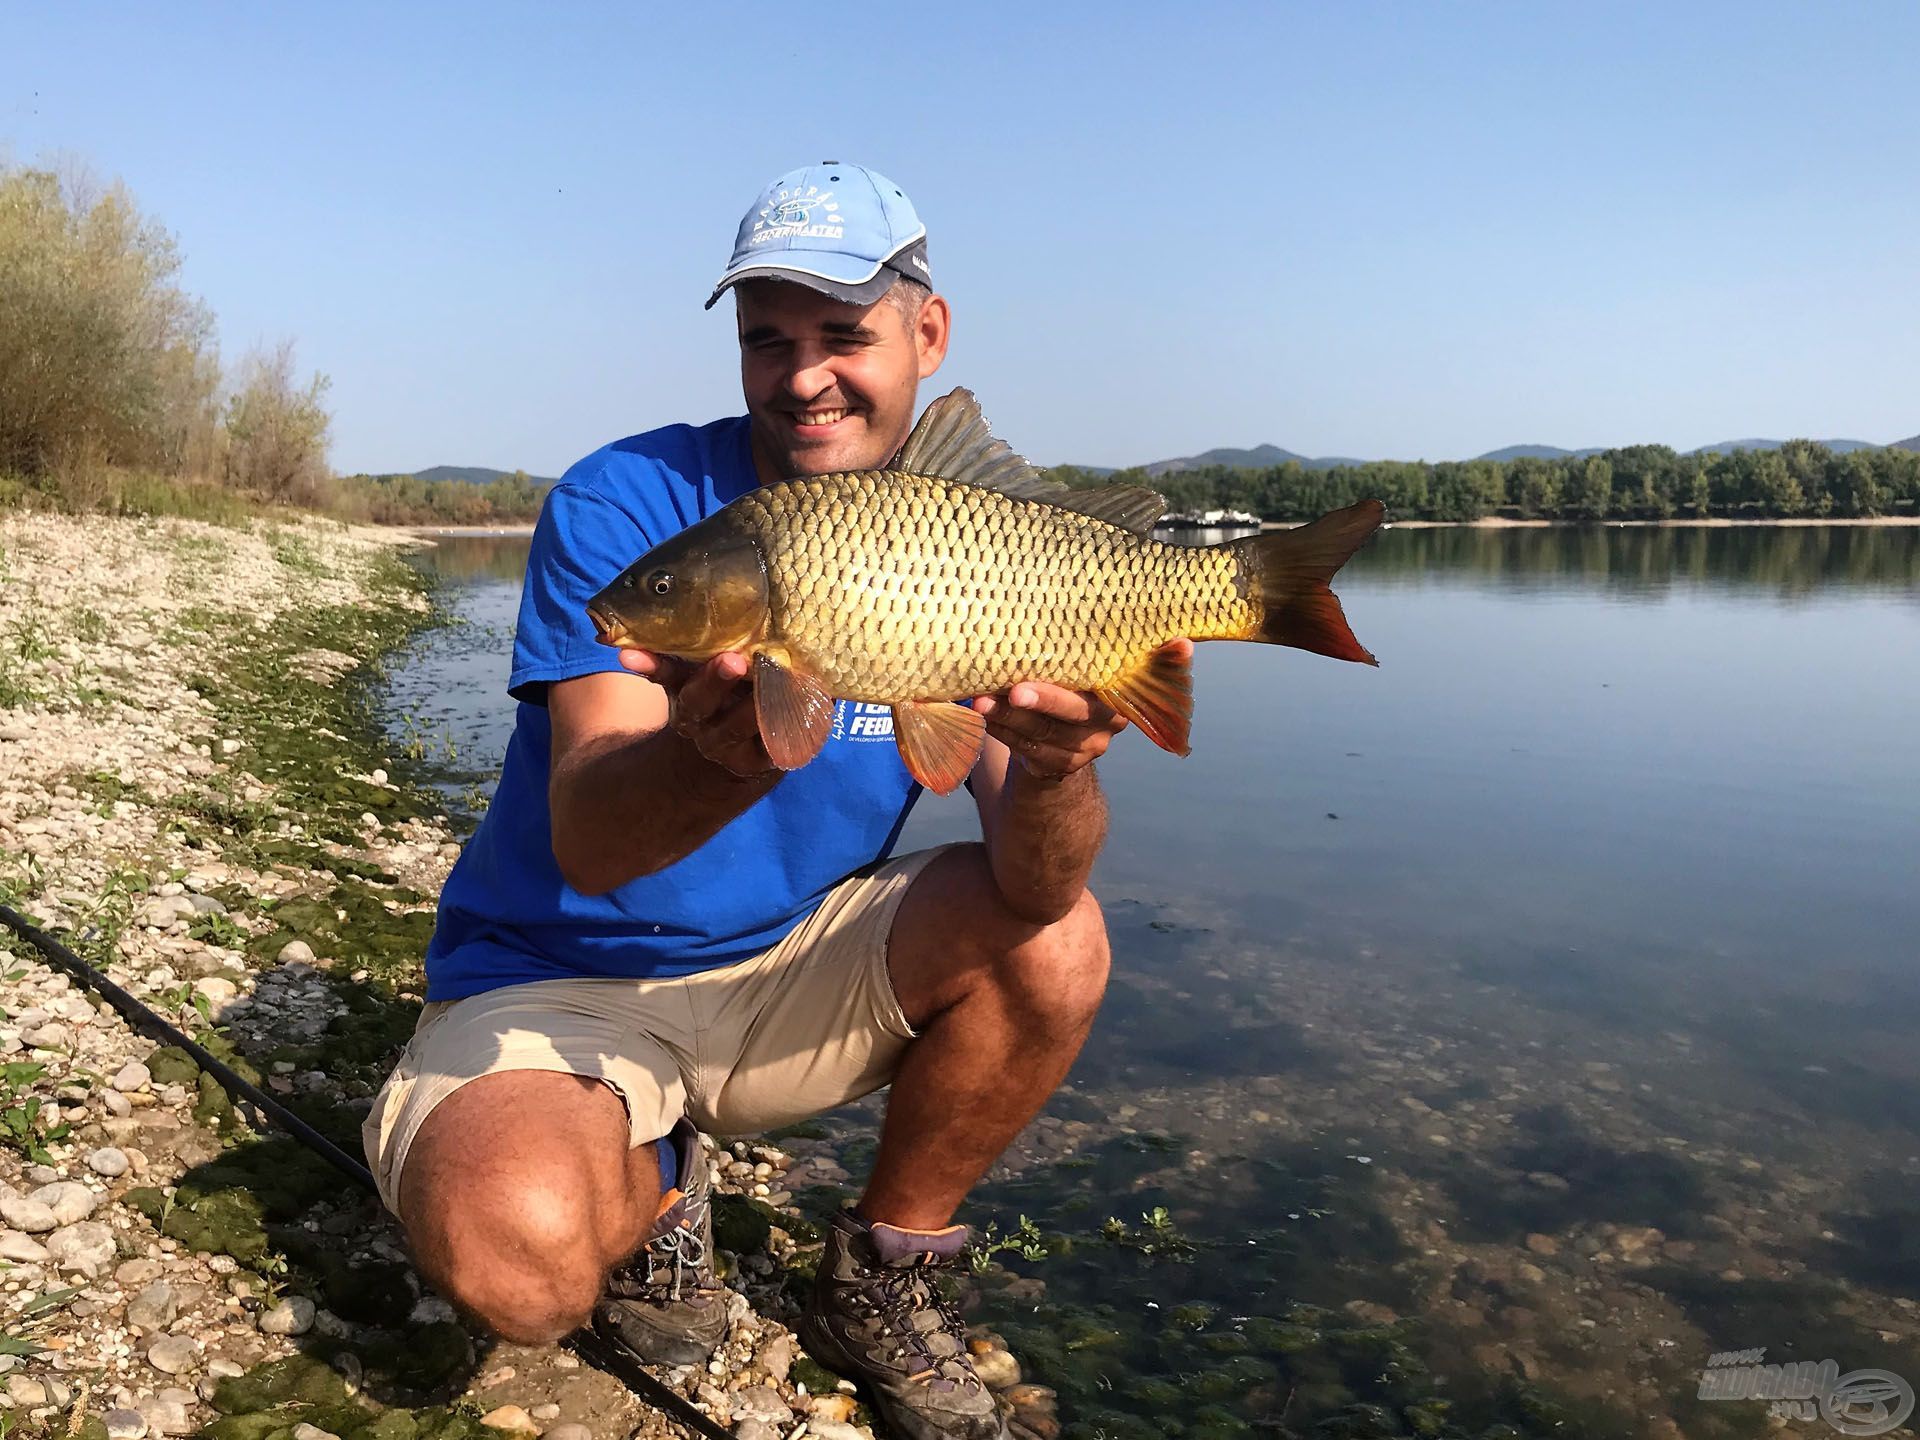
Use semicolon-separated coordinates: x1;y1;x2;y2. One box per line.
365;162;1176;1440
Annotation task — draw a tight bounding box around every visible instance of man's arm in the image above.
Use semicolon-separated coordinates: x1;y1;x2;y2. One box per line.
548;651;777;895
967;640;1195;924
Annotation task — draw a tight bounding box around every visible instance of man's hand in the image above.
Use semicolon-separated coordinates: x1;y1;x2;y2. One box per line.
971;639;1195;782
618;649;773;779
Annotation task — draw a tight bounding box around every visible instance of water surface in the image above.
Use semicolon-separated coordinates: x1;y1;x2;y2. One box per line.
389;525;1920;1437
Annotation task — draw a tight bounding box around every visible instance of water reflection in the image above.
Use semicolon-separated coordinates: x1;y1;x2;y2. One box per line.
392;525;1920;1438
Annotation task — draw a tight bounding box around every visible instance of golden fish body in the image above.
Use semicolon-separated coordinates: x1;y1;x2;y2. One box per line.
589;387;1381;793
740;469;1258;702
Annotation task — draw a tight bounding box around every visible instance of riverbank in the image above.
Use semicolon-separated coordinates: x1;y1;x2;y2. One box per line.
0;514;1043;1440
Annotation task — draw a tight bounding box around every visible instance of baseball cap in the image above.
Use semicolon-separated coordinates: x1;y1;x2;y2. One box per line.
704;161;930;311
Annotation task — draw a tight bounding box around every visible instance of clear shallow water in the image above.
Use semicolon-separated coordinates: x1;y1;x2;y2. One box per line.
389;526;1920;1438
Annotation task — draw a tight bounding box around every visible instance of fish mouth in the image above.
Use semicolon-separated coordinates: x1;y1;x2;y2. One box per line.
587;603;628;647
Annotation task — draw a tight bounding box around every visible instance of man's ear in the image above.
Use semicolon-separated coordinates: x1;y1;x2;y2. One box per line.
916;293;951;379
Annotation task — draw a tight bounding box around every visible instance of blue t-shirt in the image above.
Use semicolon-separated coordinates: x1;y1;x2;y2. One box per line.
424;415;923;1002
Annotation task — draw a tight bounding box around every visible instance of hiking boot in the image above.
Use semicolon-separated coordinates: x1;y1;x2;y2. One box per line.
797;1211;1006;1440
593;1119;729;1366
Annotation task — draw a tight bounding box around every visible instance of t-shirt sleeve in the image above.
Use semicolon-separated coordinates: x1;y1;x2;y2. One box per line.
508;480;655;703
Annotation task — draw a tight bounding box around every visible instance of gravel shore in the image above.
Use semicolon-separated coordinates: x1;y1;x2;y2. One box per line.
0;513;1047;1440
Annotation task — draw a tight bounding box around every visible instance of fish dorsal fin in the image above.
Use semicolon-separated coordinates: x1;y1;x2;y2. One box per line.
895;387;1168;533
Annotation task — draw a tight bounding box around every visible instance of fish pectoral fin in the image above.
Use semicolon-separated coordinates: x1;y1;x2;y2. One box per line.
752;650;836;771
891;700;986;796
1097;648;1195;757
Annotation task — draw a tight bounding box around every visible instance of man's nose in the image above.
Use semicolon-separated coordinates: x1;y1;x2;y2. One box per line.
782;348;836;399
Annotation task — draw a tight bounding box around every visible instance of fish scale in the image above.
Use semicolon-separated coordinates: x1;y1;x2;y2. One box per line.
738;471;1255;701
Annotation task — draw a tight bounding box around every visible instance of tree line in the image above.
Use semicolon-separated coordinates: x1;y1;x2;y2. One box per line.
1047;441;1920;522
0;160;541;526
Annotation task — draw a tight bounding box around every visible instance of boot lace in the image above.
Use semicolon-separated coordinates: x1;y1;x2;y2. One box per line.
611;1193;711;1304
868;1262;977;1392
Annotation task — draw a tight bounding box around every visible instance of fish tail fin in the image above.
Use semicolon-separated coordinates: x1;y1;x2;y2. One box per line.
1227;500;1384;665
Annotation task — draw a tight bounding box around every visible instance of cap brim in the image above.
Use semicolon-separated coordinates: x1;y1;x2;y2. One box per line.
704;264;896;311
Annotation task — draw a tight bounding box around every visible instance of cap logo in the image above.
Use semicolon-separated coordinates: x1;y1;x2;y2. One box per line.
752;185;844;247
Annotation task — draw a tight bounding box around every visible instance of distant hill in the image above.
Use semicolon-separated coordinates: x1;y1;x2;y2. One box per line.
1687;438;1879;457
1893;434;1920;453
409;465;558;486
1145;444;1364;475
1475;444;1607;463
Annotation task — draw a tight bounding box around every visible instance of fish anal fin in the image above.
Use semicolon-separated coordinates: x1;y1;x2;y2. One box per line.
752;650;835;771
892;700;986;795
1097;647;1194;757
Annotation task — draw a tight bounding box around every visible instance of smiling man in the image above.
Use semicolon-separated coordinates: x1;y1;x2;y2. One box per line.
364;163;1164;1440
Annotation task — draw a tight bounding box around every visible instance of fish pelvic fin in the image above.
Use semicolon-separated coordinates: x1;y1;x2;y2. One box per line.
753;649;836;771
1229;500;1384;666
896;388;1166;532
1098;647;1194;757
891;700;985;796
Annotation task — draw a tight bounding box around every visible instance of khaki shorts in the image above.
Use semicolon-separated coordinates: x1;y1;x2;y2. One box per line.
362;845;950;1217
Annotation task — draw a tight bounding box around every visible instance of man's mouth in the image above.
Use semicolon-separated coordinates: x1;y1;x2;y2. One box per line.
789;406;855;432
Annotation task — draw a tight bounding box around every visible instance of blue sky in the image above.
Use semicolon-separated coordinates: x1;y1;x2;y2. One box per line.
6;3;1917;475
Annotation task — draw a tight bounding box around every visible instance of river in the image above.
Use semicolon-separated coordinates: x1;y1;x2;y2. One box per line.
386;523;1920;1438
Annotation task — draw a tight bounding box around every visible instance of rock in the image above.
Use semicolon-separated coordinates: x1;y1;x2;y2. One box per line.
759;1331;793;1384
733;1423;781;1440
7;1375;47;1405
478;1405;539;1434
1523;1232;1559;1256
807;1423;866;1440
112;1061;152;1092
23;1023;71;1048
0;1196;56;1234
30;1181;98;1225
292;1426;341;1440
544;1428;593;1440
277;940;316;964
147;1333;201;1374
0;1230;50;1262
116;1258;166;1286
127;1280;178;1330
258;1296;315;1335
970;1344;1022;1391
88;1145;131;1177
529;1404;560;1421
136;1390;195;1435
731;1385;792;1423
102;1089;133;1117
102;1410;149;1440
186;893;227;914
191;977;239;1007
46;1220;116;1275
808;1393;859;1424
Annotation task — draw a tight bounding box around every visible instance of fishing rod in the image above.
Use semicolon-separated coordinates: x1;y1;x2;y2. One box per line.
0;901;736;1440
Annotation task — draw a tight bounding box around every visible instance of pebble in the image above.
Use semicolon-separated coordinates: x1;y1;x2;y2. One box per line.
807;1422;866;1440
137;1389;196;1436
146;1333;202;1374
112;1062;152;1093
291;1426;341;1440
127;1280;178;1330
732;1385;792;1423
478;1405;538;1434
529;1403;561;1421
45;1220;116;1275
191;977;238;1007
30;1180;98;1225
0;1197;57;1234
276;940;316;964
0;1230;51;1262
102;1410;149;1440
6;1375;46;1405
971;1345;1022;1390
543;1428;593;1440
258;1296;315;1336
808;1393;859;1424
732;1423;781;1440
116;1258;166;1286
88;1146;131;1177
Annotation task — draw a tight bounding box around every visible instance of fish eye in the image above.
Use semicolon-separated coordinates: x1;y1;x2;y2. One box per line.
647;570;673;596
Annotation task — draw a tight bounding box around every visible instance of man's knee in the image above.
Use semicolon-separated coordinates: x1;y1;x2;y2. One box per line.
996;883;1111;1031
397;1073;651;1344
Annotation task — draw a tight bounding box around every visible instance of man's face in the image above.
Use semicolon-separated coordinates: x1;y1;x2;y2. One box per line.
735;278;950;484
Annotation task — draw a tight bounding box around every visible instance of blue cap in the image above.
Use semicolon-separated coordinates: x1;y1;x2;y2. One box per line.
705;161;930;311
